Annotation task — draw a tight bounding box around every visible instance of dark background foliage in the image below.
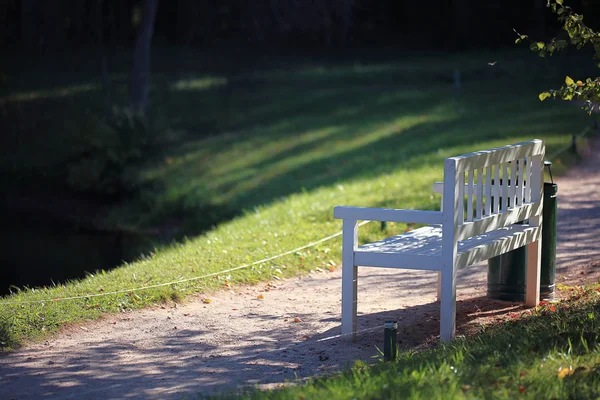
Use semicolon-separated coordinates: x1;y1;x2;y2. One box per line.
2;0;600;53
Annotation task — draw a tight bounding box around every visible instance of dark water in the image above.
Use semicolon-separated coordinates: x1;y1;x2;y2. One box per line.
0;214;157;296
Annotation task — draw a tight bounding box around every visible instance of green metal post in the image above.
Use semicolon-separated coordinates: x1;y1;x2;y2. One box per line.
540;182;558;301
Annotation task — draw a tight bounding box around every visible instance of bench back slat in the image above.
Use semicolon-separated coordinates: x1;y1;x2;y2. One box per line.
441;140;545;241
510;161;517;208
449;140;544;173
466;170;474;222
493;164;500;214
502;163;509;212
476;168;483;219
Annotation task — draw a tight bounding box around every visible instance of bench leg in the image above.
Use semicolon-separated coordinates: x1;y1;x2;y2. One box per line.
342;263;358;341
440;264;456;342
341;219;358;341
436;271;441;302
525;239;541;307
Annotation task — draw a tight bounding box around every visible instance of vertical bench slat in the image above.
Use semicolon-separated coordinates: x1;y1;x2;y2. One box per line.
510;161;516;208
458;172;465;224
494;164;500;214
523;156;531;203
519;158;525;206
485;166;491;216
467;169;474;222
502;163;509;212
476;167;483;219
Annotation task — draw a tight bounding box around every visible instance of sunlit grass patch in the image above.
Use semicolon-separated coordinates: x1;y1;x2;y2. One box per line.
171;76;228;91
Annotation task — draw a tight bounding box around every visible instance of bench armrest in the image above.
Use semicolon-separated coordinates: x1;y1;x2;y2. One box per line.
334;206;443;224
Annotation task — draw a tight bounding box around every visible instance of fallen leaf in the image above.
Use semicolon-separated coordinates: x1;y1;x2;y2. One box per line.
519;385;526;393
257;295;264;300
549;305;557;312
293;317;302;323
203;298;212;304
558;366;573;379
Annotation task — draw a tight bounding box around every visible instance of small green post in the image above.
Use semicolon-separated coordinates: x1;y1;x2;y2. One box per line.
384;321;398;361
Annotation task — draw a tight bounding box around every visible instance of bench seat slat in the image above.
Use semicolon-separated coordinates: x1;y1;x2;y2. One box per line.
355;223;537;270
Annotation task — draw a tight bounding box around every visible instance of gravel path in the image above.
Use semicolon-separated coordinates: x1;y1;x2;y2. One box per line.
2;140;600;400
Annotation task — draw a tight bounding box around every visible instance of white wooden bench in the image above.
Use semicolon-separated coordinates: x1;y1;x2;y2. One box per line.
334;140;545;342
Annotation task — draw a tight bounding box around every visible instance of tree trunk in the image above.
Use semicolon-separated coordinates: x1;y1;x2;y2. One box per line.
130;0;159;115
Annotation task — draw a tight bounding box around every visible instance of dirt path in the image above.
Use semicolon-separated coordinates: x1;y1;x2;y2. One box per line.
2;141;600;400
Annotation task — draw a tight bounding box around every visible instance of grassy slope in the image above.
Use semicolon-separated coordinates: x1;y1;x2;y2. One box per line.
0;48;592;349
223;286;600;400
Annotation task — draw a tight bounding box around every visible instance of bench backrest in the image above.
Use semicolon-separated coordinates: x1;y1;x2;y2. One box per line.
439;140;545;242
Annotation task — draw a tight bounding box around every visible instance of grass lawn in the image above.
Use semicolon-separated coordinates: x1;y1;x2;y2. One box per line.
0;48;593;349
217;285;600;400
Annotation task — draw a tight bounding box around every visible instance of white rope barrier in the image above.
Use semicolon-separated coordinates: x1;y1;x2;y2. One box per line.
0;221;372;305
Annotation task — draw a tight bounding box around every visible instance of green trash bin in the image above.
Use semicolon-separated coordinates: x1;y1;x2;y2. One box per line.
487;178;558;302
487;178;527;301
540;182;558;301
487;246;527;301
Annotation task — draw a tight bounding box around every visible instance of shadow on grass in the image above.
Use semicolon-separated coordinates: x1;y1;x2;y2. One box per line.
146;78;584;238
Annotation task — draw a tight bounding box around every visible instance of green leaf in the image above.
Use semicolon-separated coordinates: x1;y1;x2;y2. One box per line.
537;42;545;50
556;0;563;5
556;39;568;48
539;92;552;101
565;76;575;85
